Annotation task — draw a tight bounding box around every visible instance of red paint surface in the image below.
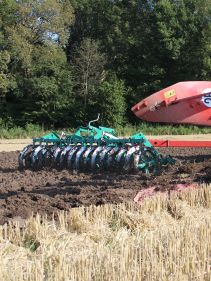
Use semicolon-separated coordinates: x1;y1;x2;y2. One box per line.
132;81;211;126
149;139;211;147
134;184;198;204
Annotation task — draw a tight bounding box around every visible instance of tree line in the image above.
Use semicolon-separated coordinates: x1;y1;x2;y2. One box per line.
0;0;210;129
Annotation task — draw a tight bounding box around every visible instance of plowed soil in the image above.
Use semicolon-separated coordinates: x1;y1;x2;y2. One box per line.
0;148;210;224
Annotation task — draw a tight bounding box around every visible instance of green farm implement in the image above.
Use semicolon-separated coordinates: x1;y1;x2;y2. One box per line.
19;116;174;174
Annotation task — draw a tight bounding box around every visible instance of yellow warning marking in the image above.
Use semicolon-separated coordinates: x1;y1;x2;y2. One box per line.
164;89;176;99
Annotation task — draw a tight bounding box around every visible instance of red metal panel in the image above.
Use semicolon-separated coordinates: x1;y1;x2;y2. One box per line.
132;81;211;126
149;139;211;147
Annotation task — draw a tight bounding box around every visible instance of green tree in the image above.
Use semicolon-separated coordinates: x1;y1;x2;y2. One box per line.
71;38;126;127
0;51;11;95
72;38;107;123
0;0;210;128
0;0;74;126
151;0;211;84
20;46;74;126
97;74;126;127
73;38;106;107
68;0;211;124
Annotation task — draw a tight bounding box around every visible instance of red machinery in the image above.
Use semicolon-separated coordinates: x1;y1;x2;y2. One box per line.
132;81;211;147
132;81;211;126
149;139;211;148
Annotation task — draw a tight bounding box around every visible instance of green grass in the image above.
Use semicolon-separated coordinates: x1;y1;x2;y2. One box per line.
117;122;211;136
0;122;210;139
0;124;49;139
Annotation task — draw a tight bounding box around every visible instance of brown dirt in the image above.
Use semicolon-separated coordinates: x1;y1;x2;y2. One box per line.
0;148;210;224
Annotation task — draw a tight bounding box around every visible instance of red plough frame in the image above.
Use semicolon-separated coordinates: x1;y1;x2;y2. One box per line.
149;139;211;147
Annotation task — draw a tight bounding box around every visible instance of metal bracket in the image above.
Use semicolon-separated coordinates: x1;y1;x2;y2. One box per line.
88;113;100;126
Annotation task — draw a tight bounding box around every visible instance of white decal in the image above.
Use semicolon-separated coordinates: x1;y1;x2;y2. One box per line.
202;88;211;108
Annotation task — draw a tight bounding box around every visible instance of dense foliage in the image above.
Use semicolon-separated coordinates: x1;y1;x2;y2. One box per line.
0;0;210;128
